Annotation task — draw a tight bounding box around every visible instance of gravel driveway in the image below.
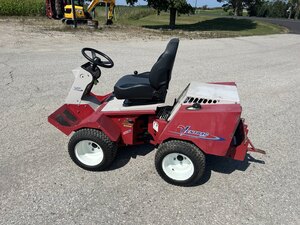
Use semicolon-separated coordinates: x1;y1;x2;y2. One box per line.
0;20;299;225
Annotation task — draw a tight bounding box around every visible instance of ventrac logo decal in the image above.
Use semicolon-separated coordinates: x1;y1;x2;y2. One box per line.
171;125;225;141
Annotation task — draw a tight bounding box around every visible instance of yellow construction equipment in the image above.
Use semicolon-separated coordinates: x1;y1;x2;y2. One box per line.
86;0;115;25
87;0;115;24
64;4;86;20
46;0;115;26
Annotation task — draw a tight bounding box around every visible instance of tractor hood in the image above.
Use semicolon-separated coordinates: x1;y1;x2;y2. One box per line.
181;82;240;105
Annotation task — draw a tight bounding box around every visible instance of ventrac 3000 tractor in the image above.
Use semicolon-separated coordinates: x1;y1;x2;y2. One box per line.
48;38;265;186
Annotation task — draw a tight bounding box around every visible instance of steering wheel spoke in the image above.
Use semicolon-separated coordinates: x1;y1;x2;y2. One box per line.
102;60;110;64
92;50;96;59
81;48;114;69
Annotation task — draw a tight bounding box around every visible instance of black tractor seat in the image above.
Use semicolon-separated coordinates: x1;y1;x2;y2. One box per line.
114;38;179;106
114;72;153;100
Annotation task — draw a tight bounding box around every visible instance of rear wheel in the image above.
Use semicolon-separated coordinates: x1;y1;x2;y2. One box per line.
155;140;206;186
68;129;117;171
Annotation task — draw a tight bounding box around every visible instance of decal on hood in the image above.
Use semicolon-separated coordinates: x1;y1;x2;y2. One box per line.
171;125;225;141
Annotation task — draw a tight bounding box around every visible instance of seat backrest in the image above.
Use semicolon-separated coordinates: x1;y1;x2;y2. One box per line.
149;38;179;90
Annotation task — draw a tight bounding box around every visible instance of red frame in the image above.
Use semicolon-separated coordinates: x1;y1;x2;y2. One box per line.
48;85;264;162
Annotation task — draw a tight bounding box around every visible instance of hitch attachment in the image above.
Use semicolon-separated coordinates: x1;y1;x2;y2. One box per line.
247;139;266;155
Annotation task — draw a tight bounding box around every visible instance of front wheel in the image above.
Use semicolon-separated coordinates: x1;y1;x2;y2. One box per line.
68;129;117;171
155;140;206;186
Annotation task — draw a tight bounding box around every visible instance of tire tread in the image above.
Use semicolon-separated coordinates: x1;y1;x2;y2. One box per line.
155;140;205;186
68;128;117;171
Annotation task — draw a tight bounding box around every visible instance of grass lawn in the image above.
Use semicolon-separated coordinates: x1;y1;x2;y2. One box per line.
111;11;286;38
195;8;248;17
195;8;228;16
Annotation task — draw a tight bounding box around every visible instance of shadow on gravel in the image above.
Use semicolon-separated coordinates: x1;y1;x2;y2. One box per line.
206;154;265;175
107;144;154;171
143;18;257;31
107;144;265;186
192;154;265;186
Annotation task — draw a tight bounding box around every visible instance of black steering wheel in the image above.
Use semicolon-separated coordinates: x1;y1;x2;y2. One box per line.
81;48;114;68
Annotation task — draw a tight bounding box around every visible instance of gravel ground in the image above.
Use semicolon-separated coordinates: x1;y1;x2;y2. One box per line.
0;20;299;225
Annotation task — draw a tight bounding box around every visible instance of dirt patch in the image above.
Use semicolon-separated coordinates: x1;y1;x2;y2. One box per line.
0;17;253;48
0;17;171;48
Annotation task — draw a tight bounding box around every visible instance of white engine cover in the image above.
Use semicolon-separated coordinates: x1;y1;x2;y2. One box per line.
183;82;240;105
167;82;240;121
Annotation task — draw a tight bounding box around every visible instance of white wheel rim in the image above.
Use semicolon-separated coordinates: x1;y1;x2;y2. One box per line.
75;140;104;166
162;153;194;181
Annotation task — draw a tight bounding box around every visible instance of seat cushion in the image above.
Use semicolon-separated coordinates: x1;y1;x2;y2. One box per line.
114;73;155;100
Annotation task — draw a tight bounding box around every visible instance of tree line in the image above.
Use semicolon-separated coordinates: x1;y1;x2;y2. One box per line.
126;0;195;28
126;0;299;29
218;0;300;19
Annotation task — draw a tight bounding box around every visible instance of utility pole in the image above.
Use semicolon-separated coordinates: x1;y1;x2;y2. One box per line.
71;0;77;28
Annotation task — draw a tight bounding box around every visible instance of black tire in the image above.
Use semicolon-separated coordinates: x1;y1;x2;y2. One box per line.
68;129;117;171
155;140;206;186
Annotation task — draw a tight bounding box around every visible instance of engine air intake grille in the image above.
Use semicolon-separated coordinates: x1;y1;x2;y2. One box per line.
183;97;218;104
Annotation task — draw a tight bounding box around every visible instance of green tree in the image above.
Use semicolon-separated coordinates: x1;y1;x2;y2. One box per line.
217;0;244;16
245;0;264;16
249;0;298;18
296;0;300;19
126;0;194;28
290;0;300;19
256;1;269;17
269;0;288;18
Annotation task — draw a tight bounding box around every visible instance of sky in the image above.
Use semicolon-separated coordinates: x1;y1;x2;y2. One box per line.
117;0;223;8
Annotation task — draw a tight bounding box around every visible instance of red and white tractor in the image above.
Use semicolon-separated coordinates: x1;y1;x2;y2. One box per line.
48;38;265;186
